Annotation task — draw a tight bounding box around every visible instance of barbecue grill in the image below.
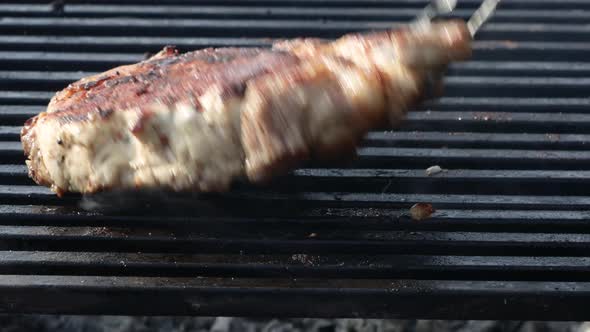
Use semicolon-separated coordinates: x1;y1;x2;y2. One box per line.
0;0;589;320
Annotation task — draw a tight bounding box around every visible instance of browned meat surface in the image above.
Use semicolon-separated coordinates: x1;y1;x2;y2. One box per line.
21;20;472;196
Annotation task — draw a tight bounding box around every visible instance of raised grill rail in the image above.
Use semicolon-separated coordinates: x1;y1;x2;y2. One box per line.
0;0;589;319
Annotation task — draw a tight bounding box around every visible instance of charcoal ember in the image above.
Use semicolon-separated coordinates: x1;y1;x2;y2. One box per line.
0;315;584;332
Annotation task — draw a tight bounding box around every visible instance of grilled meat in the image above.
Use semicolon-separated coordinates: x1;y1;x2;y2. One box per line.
21;20;472;196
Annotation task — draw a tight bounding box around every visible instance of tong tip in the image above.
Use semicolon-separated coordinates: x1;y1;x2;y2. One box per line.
467;0;502;36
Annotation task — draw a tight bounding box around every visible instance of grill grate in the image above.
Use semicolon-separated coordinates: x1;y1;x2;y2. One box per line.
0;0;590;319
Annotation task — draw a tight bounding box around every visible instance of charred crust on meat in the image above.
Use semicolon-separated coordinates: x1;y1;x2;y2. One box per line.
219;82;248;99
33;47;299;125
161;45;179;56
145;70;159;79
159;134;170;147
131;109;154;135
203;53;238;64
96;107;114;119
81;76;111;90
187;94;200;109
135;87;148;96
83;81;99;90
156;57;181;67
105;75;140;89
143;46;176;61
193;48;263;64
230;82;247;96
118;76;138;84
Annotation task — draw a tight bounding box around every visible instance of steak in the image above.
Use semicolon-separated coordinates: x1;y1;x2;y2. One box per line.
21;20;472;196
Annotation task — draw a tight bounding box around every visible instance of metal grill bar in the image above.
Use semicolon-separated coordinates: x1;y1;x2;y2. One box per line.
11;0;590;8
0;0;589;320
1;5;587;24
0;18;588;41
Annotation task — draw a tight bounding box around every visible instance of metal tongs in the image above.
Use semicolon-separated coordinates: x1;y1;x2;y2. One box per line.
413;0;501;37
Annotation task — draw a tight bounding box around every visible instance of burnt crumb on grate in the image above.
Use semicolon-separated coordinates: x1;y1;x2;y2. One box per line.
291;254;319;266
410;203;435;221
